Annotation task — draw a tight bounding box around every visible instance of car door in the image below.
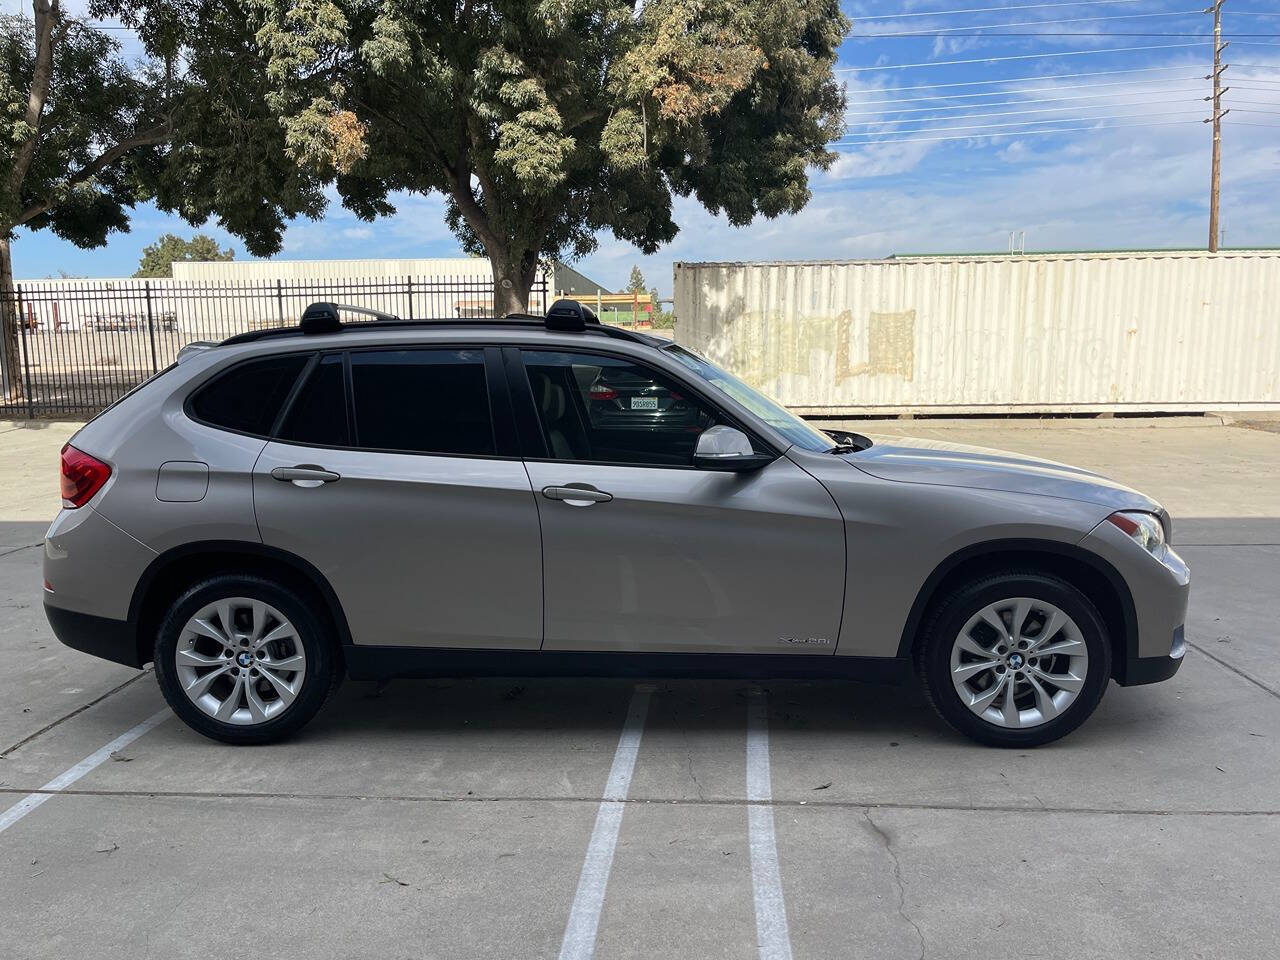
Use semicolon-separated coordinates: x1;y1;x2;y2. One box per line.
510;346;845;655
253;346;543;650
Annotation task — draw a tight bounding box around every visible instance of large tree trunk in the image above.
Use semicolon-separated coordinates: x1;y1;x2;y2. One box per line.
0;235;22;402
489;248;542;317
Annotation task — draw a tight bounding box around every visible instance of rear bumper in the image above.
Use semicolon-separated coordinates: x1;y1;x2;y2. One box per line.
44;601;145;669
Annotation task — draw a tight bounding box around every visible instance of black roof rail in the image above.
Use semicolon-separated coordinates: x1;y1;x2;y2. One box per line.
219;298;660;347
300;301;399;334
543;298;598;331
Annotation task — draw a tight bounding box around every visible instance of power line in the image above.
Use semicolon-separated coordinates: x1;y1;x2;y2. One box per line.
851;32;1276;38
831;118;1204;147
835;43;1205;73
846;75;1208;108
845;64;1209;95
834;107;1208;142
847;92;1206;121
845;1;1280;21
845;1;1152;22
850;9;1206;35
1234;108;1280;115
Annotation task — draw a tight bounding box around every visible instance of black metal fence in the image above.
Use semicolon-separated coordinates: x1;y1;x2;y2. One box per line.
0;274;549;420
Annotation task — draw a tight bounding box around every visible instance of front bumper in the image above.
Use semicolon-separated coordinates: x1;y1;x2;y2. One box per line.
1080;519;1190;686
1118;625;1186;686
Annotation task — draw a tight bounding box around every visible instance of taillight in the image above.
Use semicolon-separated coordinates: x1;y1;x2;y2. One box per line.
60;444;111;508
589;383;617;401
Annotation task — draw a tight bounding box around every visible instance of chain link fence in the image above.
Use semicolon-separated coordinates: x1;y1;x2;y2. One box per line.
0;274;549;420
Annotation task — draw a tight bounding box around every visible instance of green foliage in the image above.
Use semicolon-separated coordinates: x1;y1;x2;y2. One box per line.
134;232;234;277
251;0;849;308
627;265;647;295
2;2;330;254
1;12;151;246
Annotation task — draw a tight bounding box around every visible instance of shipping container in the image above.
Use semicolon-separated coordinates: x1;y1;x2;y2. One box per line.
673;252;1280;415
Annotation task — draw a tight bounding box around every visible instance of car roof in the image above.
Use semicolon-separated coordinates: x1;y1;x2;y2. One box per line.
220;300;670;352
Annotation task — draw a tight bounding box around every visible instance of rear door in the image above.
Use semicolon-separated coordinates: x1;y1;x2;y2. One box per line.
510;346;845;655
253;346;543;650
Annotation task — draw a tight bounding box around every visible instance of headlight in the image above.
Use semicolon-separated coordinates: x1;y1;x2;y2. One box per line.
1106;511;1167;556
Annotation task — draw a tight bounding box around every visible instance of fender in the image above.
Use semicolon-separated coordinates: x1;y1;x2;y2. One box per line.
128;539;355;648
894;537;1139;673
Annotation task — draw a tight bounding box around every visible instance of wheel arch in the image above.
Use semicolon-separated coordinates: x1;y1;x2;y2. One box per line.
128;540;354;668
896;538;1138;680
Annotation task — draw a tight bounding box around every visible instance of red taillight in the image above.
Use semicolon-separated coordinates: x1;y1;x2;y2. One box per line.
589;383;617;401
60;444;111;508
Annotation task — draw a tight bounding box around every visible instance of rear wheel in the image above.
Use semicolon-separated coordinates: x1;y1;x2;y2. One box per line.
917;572;1111;747
154;574;340;744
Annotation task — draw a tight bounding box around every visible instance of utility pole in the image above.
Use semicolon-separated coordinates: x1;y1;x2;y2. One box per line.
1206;0;1230;252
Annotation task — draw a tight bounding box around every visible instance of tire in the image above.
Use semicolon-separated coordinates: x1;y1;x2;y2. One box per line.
916;571;1112;748
154;574;341;745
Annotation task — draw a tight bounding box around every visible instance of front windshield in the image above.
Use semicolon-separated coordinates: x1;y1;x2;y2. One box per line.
664;344;836;453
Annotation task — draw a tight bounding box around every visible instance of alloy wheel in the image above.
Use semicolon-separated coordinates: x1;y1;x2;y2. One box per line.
950;596;1089;729
174;597;307;726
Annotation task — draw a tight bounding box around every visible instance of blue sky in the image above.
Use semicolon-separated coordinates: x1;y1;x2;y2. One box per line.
12;0;1280;293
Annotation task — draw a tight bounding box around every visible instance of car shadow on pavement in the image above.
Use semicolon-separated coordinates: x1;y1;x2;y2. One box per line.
298;675;950;746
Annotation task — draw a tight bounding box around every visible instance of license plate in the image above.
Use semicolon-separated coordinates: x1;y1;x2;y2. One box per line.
630;397;658;410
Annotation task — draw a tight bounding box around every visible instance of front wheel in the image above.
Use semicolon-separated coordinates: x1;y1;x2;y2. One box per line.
154;574;340;745
917;572;1112;747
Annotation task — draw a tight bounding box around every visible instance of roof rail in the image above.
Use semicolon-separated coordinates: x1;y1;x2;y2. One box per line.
219;298;658;347
542;298;599;332
301;301;399;334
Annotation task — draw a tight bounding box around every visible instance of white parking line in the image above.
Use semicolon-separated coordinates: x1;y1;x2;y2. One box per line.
0;709;170;835
558;683;654;960
747;688;793;960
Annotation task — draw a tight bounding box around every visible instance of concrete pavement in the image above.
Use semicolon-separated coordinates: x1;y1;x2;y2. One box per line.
1;416;1278;959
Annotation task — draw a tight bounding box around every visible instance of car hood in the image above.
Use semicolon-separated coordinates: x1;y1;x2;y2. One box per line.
843;435;1161;512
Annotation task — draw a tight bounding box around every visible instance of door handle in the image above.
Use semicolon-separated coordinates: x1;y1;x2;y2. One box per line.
271;465;340;488
541;485;613;506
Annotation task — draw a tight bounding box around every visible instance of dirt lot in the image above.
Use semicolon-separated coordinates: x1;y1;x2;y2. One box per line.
2;416;1278;959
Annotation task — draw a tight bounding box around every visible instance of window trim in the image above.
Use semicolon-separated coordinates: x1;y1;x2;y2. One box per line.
267;343;520;462
273;352;351;448
183;351;317;441
506;344;779;470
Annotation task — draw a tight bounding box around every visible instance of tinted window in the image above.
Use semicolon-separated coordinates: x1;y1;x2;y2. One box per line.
278;355;349;446
189;354;308;436
520;350;721;466
350;349;494;455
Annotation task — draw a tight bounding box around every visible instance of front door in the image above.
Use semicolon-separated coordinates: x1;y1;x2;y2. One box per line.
513;347;845;655
253;347;542;649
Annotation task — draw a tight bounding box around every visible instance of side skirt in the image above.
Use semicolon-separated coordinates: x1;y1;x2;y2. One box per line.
344;646;914;685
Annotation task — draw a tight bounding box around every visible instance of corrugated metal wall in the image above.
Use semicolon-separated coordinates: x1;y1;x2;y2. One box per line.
674;252;1280;414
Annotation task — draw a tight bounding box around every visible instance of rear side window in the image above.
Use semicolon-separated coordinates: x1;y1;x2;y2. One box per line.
189;354;309;436
278;355;350;447
350;349;494;455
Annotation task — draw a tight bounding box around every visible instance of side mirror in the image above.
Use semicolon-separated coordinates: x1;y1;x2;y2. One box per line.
693;426;773;472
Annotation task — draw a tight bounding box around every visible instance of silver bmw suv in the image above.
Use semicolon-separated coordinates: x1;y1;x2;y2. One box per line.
43;300;1189;747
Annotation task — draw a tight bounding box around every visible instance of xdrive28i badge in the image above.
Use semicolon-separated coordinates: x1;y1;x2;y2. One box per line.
778;637;832;646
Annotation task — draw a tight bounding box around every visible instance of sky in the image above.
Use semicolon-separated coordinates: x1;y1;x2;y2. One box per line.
11;0;1280;293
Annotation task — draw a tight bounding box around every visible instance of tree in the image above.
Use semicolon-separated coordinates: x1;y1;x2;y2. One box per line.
253;0;849;315
1;0;327;400
627;265;647;295
134;233;235;278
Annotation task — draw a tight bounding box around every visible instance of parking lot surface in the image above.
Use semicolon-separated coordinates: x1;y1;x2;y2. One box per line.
2;416;1279;959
